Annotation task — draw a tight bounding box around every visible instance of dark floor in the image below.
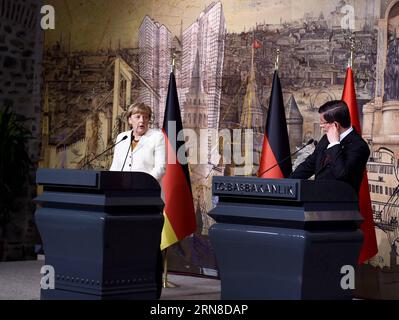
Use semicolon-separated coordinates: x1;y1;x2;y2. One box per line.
0;259;221;300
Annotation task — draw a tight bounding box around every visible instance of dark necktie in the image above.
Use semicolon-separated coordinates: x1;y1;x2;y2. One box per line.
322;150;331;166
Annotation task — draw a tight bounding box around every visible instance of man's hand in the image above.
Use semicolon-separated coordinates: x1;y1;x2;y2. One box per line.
326;122;340;144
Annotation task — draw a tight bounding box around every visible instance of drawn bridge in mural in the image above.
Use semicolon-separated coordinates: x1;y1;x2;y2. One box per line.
41;54;159;170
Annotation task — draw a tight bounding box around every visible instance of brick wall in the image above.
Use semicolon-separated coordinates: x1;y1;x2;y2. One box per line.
0;0;43;260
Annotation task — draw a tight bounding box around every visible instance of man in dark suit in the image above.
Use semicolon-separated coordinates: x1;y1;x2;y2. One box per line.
290;100;370;193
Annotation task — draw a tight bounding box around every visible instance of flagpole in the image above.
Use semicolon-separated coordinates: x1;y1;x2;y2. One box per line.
161;55;179;289
160;54;196;288
162;248;178;288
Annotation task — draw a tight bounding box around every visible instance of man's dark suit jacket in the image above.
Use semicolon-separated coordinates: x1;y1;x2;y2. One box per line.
290;129;370;193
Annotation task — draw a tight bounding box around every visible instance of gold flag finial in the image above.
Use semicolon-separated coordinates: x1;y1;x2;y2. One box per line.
275;48;280;71
171;52;176;73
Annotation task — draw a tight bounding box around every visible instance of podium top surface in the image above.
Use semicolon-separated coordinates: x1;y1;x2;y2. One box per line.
212;176;357;203
36;169;160;192
210;176;363;227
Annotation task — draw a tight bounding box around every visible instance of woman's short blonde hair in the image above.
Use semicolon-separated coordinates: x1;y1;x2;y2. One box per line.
126;102;152;120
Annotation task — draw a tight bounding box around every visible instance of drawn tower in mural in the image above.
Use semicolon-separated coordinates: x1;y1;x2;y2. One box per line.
183;51;208;168
138;16;172;128
183;51;210;233
181;1;226;162
236;40;265;175
286;95;304;153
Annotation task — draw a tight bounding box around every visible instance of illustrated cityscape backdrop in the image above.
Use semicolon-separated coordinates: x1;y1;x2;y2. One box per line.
39;0;399;294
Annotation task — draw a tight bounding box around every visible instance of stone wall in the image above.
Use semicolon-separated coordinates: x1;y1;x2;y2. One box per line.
0;0;43;260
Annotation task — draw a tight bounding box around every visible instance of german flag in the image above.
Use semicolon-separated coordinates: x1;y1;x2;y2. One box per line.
160;72;196;250
258;71;292;178
342;66;378;264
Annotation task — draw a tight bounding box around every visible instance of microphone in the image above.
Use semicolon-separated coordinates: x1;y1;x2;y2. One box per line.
258;139;317;177
81;135;128;169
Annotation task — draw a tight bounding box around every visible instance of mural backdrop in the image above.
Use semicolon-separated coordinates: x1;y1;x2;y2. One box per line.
41;0;399;299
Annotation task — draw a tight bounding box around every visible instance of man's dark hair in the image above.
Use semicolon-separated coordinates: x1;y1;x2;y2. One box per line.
318;100;351;128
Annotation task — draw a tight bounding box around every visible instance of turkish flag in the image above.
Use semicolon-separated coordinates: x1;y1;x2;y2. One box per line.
342;67;378;264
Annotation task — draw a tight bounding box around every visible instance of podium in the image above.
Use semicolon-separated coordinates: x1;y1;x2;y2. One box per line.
209;177;363;300
34;169;164;300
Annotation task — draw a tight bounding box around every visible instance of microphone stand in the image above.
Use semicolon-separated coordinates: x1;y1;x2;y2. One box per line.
121;144;131;171
258;139;316;177
121;132;134;171
81;135;128;169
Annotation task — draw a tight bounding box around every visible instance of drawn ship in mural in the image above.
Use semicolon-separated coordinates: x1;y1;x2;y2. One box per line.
367;147;399;267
